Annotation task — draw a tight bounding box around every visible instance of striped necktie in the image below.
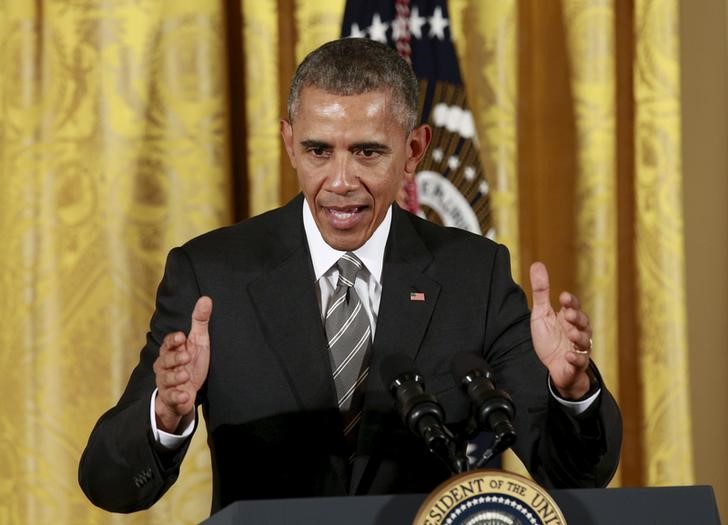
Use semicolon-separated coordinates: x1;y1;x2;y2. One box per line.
325;252;372;437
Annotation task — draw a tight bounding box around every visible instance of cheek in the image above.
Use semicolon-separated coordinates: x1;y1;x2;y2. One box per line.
369;179;403;210
297;169;324;197
381;168;406;200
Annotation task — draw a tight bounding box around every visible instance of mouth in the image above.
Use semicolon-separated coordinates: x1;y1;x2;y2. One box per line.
322;205;368;229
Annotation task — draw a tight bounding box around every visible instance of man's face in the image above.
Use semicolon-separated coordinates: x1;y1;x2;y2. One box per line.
281;87;430;251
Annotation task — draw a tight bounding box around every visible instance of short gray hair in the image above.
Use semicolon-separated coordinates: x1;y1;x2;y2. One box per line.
287;38;419;132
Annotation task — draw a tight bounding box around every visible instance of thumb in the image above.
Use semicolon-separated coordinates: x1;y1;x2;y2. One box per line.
190;296;213;335
529;262;551;309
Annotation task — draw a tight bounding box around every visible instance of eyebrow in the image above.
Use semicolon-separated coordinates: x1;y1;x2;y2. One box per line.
300;140;331;150
299;140;391;154
351;142;391;153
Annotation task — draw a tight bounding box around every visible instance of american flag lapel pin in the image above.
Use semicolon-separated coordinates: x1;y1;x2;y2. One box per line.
410;291;425;302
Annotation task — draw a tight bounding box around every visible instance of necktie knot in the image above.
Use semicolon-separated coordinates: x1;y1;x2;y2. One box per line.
336;252;363;288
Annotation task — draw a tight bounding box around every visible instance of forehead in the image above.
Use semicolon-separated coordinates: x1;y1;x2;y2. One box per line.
294;87;401;127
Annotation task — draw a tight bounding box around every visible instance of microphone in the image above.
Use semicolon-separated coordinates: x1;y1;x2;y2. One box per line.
380;353;467;475
452;353;517;467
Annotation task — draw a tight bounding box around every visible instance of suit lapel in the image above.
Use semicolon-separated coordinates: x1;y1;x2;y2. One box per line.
351;206;441;493
247;228;349;494
369;205;440;401
246;197;337;411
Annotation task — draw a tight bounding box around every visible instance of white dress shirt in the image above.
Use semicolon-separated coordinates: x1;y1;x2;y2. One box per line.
303;199;391;336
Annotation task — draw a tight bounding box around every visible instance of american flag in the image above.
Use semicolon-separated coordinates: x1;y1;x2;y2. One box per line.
342;0;494;239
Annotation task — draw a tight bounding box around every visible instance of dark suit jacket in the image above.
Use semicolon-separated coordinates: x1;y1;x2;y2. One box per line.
79;195;621;514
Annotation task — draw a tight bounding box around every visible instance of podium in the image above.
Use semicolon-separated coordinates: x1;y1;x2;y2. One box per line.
200;485;721;524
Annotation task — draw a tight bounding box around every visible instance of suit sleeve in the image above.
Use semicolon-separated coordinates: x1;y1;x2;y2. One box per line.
482;245;622;488
78;247;202;512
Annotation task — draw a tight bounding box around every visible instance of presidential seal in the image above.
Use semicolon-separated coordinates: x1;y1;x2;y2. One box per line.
413;470;567;525
415;170;482;235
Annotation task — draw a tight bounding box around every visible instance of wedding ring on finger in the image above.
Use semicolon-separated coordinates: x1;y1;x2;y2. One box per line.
572;337;593;355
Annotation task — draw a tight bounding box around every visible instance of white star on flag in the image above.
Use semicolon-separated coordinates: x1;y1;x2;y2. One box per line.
408;6;426;39
428;6;449;40
368;13;389;43
349;22;366;38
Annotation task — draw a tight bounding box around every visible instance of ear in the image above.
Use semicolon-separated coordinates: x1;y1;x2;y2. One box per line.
280;119;297;169
404;124;432;175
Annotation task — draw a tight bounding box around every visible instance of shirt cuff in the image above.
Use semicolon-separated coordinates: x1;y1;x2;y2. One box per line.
548;379;601;416
150;388;195;449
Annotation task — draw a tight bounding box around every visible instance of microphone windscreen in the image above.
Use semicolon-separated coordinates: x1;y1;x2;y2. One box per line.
451;352;491;381
379;353;419;388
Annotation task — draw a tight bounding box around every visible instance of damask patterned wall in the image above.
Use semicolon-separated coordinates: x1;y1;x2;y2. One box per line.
0;2;231;523
634;0;693;485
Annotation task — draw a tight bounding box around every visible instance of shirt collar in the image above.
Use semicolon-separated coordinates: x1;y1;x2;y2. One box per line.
302;199;391;284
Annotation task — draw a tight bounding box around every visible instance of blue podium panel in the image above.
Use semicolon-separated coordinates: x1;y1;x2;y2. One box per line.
202;494;423;525
200;486;721;525
550;486;722;525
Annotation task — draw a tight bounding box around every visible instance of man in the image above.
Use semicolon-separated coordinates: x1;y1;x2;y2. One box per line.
79;38;621;514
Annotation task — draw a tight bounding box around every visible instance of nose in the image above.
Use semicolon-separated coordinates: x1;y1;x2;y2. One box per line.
327;155;359;194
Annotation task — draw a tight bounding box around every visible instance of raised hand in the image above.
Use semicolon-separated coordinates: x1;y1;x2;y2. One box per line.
153;296;212;433
529;262;593;399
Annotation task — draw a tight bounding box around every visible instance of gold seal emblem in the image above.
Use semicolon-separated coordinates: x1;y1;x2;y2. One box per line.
413;470;567;525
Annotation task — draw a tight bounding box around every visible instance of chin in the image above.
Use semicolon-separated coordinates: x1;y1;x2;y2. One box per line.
324;233;366;252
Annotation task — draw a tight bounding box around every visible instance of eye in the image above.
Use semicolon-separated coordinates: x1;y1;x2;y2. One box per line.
306;146;329;157
355;146;383;159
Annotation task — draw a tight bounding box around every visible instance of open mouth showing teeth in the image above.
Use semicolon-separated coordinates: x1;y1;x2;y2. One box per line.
324;206;367;228
328;207;361;220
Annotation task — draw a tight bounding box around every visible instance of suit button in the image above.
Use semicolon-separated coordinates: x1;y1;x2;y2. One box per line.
134;467;154;488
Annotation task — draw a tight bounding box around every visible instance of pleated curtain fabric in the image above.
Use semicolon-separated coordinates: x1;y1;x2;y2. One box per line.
324;252;372;437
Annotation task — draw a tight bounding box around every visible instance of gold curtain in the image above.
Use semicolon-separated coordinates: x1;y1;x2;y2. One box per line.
561;0;619;403
450;0;521;279
633;0;693;485
0;0;696;523
243;0;280;216
446;0;691;489
561;0;620;484
511;0;692;487
0;1;230;523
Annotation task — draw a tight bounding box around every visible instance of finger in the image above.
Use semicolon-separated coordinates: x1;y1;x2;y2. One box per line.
157;346;191;370
562;308;590;330
170;389;190;406
564;349;591;368
160;388;191;409
566;326;593;351
154;387;194;429
189;296;213;337
159;331;186;354
158;368;190;389
559;291;581;310
529;262;551;309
